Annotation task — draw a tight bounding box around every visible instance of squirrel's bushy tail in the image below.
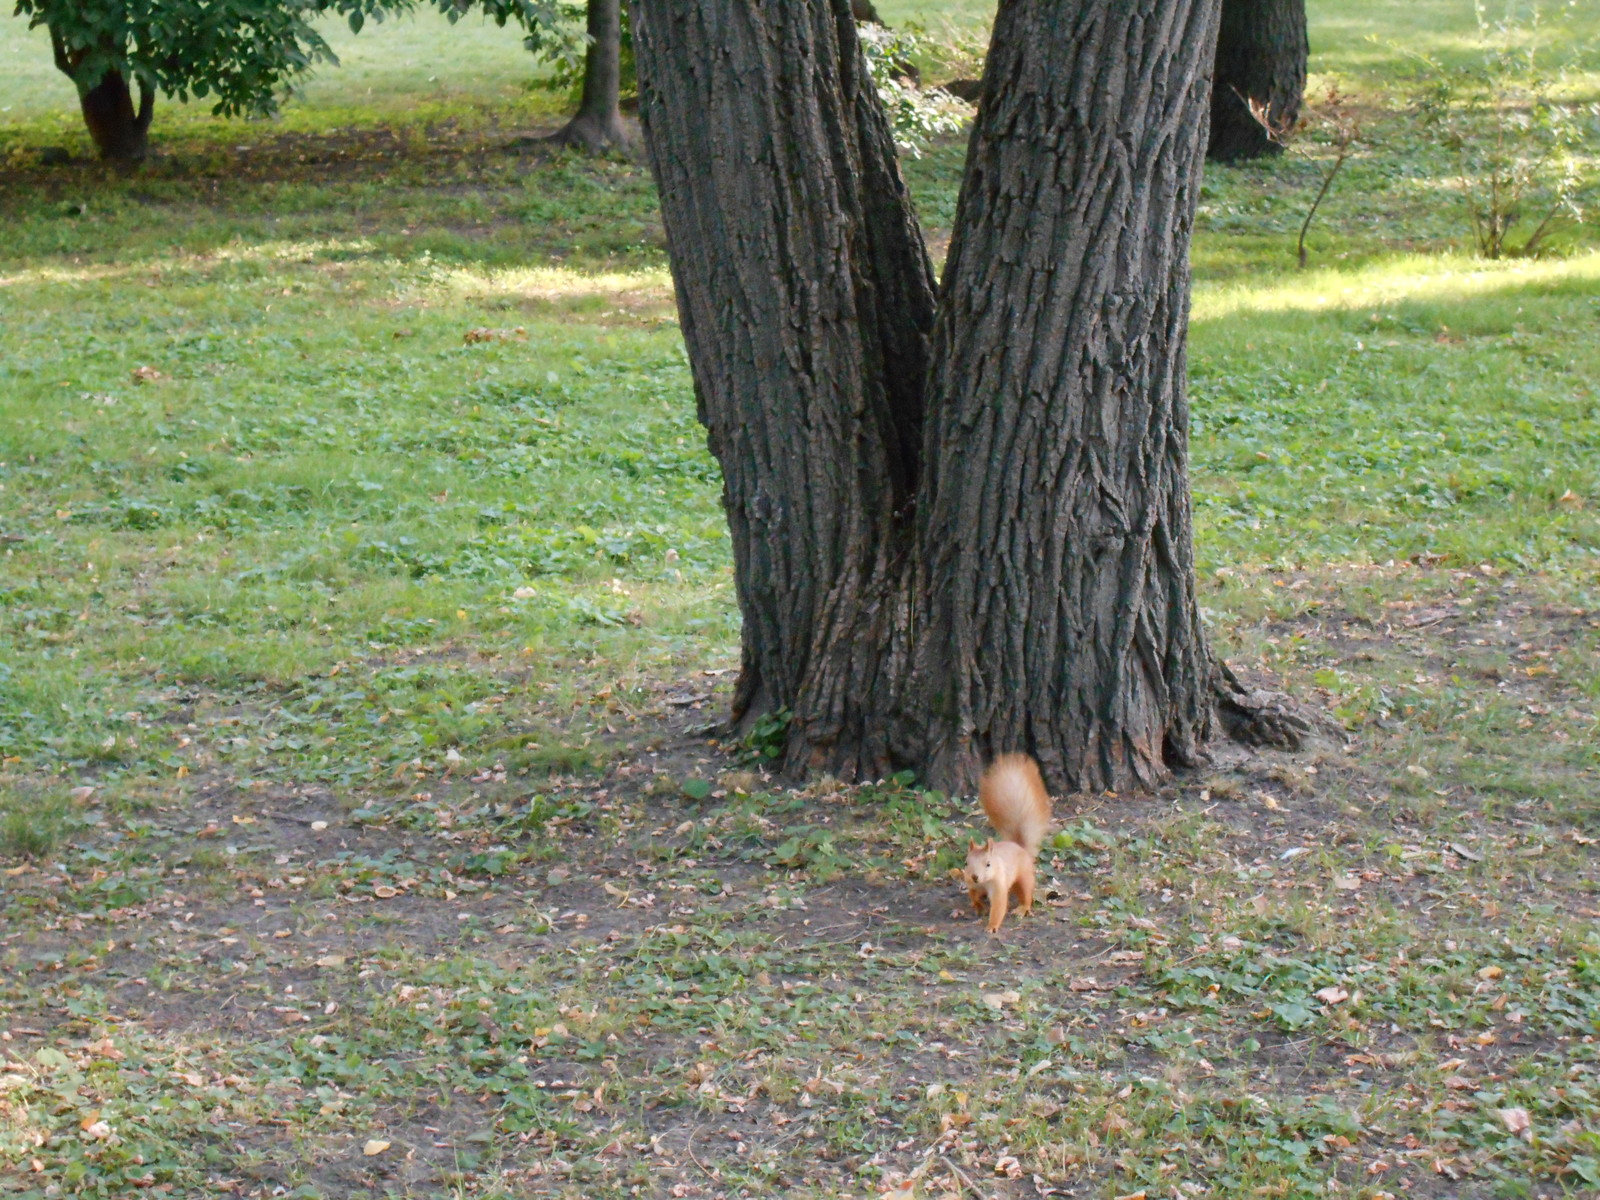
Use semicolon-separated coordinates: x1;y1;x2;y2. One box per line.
979;754;1051;857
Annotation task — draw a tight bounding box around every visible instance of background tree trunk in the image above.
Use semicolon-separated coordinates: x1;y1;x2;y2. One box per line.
78;68;154;163
912;0;1221;793
49;30;154;163
1207;0;1308;163
550;0;630;151
631;0;939;778
636;0;1261;796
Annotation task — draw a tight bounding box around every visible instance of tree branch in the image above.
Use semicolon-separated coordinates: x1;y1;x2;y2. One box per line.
49;27;77;78
135;75;156;133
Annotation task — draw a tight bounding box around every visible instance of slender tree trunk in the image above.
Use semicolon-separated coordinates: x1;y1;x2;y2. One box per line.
49;30;154;163
634;0;1315;795
911;0;1220;792
550;0;630;151
1207;0;1308;163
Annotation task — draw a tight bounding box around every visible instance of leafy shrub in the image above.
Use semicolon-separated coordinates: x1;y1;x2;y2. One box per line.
1413;2;1598;258
858;26;973;157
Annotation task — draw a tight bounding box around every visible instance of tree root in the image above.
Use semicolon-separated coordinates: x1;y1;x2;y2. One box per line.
545;112;631;154
1212;659;1342;751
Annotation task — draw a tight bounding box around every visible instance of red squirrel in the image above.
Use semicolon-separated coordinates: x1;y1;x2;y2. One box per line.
963;754;1051;933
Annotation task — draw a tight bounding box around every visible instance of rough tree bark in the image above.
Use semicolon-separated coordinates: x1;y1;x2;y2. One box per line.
549;0;630;151
912;0;1220;792
51;32;154;163
633;0;1314;795
1207;0;1308;163
631;1;939;775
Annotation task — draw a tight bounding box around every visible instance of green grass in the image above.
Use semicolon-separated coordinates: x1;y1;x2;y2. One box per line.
2;1;1600;1198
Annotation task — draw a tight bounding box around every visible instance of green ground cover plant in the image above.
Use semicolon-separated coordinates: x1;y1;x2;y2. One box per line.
1;1;1598;1197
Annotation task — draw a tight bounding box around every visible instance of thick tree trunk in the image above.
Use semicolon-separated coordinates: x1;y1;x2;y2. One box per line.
634;0;1304;796
912;0;1221;793
631;0;939;777
1207;0;1308;163
550;0;630;152
49;30;154;163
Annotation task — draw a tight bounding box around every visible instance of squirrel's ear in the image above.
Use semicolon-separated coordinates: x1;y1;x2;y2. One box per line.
968;839;980;851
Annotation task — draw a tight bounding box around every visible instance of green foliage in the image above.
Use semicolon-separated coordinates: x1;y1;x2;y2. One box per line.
740;707;791;766
12;0;572;154
17;0;395;115
858;24;972;157
1412;1;1599;257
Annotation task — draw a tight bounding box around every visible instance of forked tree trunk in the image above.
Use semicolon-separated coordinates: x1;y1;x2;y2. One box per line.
50;31;154;163
634;0;1309;795
550;0;630;151
1207;0;1308;163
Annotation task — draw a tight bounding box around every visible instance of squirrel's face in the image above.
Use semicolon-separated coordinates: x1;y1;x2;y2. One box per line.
964;839;997;884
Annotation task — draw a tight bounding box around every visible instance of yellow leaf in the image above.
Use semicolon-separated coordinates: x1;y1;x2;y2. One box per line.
362;1139;391;1157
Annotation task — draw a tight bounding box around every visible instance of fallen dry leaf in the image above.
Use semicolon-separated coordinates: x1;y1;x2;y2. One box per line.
1316;986;1350;1004
362;1139;391;1156
1497;1107;1531;1139
993;1154;1023;1178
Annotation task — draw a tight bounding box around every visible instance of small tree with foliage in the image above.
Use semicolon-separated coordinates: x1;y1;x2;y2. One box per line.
15;0;566;164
